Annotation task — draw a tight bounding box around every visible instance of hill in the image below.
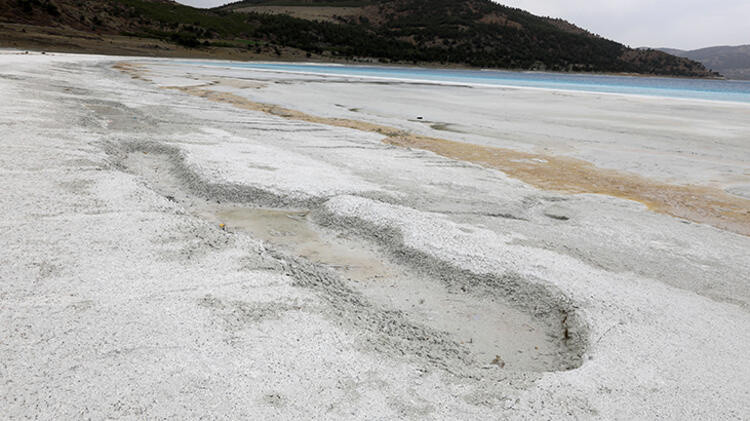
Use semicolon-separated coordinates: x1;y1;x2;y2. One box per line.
219;0;714;76
658;45;750;80
0;0;716;77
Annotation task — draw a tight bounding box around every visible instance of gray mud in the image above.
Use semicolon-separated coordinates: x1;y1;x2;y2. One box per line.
199;205;566;371
115;141;586;373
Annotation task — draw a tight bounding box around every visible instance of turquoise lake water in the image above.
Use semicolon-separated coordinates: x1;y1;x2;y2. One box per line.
185;61;750;104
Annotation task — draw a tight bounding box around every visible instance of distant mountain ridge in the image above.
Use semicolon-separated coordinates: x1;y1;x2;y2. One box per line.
658;45;750;80
0;0;716;77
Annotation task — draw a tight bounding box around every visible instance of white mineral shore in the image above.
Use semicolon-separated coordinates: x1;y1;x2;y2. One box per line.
1;52;749;420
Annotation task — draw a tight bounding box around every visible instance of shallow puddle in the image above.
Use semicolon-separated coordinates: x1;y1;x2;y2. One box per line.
199;205;563;371
202;206;395;282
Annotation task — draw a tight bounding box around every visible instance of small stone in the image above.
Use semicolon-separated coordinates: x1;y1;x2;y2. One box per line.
491;355;505;368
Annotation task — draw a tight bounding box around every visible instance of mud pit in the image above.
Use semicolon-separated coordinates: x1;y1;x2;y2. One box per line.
199;206;561;371
121;147;580;373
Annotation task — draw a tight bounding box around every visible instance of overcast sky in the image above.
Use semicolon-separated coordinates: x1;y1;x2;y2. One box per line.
177;0;749;50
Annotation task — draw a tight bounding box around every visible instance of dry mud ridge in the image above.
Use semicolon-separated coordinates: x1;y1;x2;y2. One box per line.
1;53;750;419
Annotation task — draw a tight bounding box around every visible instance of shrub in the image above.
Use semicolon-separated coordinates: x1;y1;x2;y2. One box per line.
170;32;201;48
44;2;60;17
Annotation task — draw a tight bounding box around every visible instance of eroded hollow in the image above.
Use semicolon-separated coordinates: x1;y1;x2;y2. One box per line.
199;206;569;371
117;143;586;372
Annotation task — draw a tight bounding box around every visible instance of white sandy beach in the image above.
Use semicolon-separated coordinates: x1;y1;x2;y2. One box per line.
1;52;749;419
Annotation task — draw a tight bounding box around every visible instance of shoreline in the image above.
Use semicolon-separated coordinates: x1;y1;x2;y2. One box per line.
167;80;750;236
111;59;750;236
3;52;750;419
173;59;750;106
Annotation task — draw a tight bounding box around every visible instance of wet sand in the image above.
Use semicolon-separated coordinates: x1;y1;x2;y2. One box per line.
203;206;562;370
123;147;573;371
3;52;750;419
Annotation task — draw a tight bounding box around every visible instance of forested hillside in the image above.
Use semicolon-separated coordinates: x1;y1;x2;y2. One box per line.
0;0;717;77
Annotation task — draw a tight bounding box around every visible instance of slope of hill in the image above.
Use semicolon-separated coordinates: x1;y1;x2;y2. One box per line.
221;0;715;76
0;0;716;77
659;45;750;80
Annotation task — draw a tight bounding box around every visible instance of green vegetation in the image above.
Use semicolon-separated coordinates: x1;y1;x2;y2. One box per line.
224;0;713;75
0;0;714;76
115;0;252;37
15;0;60;16
223;0;375;7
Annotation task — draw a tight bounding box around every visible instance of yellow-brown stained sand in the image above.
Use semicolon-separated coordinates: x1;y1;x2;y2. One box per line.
384;135;750;236
113;62;150;81
114;62;750;236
